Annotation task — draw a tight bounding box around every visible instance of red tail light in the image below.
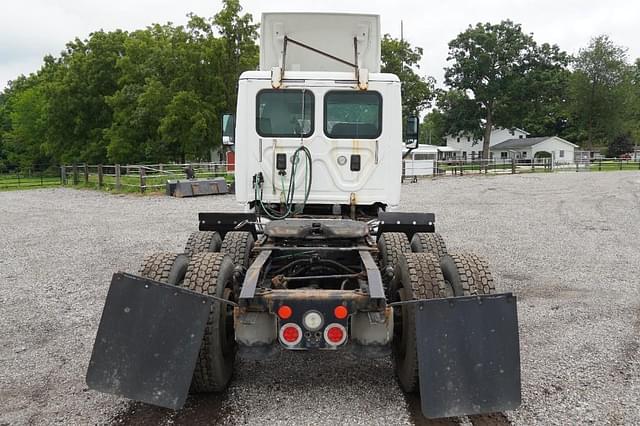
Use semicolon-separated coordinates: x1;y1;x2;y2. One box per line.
324;323;347;346
279;323;302;345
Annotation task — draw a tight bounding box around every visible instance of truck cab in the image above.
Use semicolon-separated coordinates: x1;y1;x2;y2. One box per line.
231;13;404;215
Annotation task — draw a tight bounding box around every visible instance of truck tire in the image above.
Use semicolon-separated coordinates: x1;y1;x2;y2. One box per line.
410;232;447;259
440;253;495;296
138;252;189;285
391;252;446;393
221;231;254;268
377;232;411;277
184;231;222;257
182;252;236;392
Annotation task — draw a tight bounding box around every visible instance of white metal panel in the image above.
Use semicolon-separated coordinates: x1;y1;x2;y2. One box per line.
260;13;380;73
404;159;434;176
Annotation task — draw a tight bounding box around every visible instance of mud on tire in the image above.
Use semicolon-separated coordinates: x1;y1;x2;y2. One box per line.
221;231;255;268
182;252;236;393
440;253;495;296
410;232;447;259
391;252;446;393
138;252;188;285
184;231;222;257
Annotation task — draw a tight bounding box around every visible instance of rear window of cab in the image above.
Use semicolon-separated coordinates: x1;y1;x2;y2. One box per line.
324;91;382;139
256;89;314;138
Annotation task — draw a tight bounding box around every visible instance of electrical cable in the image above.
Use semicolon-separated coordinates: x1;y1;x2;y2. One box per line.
254;89;313;220
255;145;312;219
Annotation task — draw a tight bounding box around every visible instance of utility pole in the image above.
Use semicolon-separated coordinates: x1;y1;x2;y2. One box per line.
400;20;404;71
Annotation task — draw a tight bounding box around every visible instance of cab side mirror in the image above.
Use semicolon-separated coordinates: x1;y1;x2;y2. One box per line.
222;113;235;145
404;115;419;149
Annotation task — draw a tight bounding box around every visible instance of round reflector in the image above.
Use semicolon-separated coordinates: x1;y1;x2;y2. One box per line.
324;323;347;346
277;305;293;320
334;305;348;319
279;323;302;346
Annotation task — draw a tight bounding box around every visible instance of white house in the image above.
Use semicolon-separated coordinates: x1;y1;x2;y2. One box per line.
446;128;578;163
445;128;529;159
490;136;578;164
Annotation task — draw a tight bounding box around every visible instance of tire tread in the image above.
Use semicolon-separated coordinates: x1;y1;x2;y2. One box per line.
183;252;233;392
185;231;222;257
410;232;448;259
138;252;179;283
220;231;254;268
394;252;445;392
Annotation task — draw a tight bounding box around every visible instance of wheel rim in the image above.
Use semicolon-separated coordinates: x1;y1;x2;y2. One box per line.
220;286;235;357
390;280;409;360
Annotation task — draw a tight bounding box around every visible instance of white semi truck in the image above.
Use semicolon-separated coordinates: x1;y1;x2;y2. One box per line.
86;13;521;420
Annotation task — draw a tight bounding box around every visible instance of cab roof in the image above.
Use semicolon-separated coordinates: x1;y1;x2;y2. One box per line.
239;70;399;83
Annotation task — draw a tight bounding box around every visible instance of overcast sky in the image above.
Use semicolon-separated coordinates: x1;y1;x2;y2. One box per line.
2;0;639;91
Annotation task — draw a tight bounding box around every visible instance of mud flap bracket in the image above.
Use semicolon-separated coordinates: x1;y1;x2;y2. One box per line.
415;293;521;418
86;272;212;410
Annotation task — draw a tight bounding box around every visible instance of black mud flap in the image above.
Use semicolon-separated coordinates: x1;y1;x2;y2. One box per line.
86;272;212;410
415;293;521;419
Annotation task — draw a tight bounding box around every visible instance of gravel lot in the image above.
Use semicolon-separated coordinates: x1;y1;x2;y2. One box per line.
1;171;638;425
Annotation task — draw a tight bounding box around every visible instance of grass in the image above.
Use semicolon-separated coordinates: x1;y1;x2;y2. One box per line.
0;175;62;191
589;161;640;171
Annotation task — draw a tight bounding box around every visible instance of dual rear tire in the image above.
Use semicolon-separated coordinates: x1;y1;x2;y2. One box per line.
382;232;495;393
377;231;448;277
137;230;255;394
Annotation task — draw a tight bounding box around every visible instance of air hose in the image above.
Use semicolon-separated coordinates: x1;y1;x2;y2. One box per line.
255;145;312;219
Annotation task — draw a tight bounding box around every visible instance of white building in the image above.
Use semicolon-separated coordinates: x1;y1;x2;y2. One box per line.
446;128;577;163
445;128;529;159
490;136;578;164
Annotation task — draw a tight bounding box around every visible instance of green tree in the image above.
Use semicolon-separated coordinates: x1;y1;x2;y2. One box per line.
45;30;128;164
159;91;217;161
381;34;435;117
508;43;571;137
0;60;60;169
212;0;259;111
443;20;569;158
419;109;447;145
568;35;628;148
105;2;256;164
622;58;640;144
607;132;634;157
437;89;484;141
7;85;49;167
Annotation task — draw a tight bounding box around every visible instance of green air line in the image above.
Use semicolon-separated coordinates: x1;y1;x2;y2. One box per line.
256;145;312;220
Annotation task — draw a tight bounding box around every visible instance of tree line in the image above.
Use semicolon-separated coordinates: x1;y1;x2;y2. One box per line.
421;22;640;158
1;4;639;170
0;0;258;170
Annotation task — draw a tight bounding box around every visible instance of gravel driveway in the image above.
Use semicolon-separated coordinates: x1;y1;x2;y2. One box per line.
1;171;638;425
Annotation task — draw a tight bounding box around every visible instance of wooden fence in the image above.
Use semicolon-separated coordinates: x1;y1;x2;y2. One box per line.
402;157;640;181
60;162;232;193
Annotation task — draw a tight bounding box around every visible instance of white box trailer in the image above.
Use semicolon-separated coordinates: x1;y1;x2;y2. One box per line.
403;144;437;177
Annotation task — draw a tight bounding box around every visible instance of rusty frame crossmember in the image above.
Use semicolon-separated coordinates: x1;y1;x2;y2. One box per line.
237;248;385;305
